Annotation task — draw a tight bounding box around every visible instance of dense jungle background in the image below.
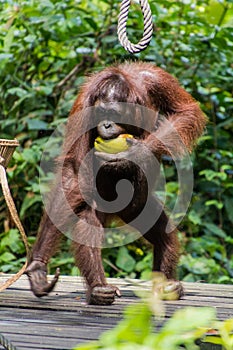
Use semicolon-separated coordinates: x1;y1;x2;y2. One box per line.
0;0;232;284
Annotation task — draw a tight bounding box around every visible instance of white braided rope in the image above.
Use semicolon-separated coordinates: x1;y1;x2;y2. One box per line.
0;139;19;168
118;0;153;53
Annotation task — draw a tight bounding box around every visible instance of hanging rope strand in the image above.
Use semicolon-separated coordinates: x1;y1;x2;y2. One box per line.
118;0;153;53
0;164;29;292
0;140;30;292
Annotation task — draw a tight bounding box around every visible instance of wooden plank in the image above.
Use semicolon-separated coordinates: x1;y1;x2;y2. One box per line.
0;275;232;350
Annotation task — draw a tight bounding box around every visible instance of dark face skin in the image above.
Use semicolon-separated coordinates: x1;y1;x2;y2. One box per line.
95;102;146;141
97;120;125;139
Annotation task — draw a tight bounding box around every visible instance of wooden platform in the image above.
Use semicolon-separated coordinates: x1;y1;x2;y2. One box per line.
0;275;233;350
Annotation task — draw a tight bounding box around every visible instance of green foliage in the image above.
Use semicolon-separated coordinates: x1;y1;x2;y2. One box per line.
0;229;29;272
102;235;153;279
73;277;233;350
74;297;233;350
204;319;233;350
0;0;233;283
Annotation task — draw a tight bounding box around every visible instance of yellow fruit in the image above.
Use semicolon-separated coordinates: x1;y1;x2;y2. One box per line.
94;134;133;154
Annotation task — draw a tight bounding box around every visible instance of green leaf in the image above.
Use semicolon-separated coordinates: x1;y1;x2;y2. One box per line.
3;26;15;52
205;200;223;209
188;210;202;225
153;307;215;348
21;148;40;163
26;119;49;130
116;246;136;273
7;87;28;98
199;169;227;181
204;335;223;345
84;17;98;30
203;223;227;238
73;342;100;350
100;302;152;346
0;229;21;253
0;252;15;263
225;197;233;224
20;194;41;218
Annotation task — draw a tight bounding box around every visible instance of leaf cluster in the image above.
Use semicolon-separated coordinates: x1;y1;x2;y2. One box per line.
74;299;233;350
